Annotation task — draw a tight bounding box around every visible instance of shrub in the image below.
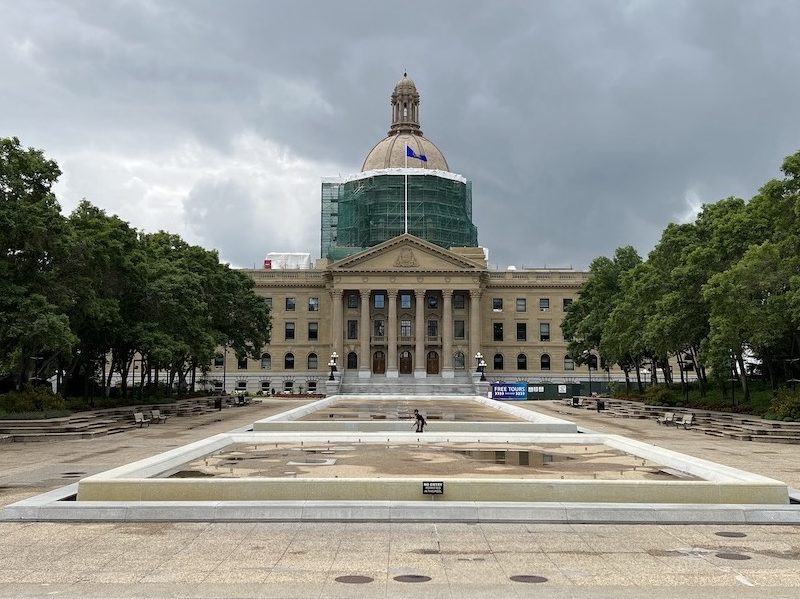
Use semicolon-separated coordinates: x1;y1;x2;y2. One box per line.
0;386;67;414
642;385;680;406
765;388;800;422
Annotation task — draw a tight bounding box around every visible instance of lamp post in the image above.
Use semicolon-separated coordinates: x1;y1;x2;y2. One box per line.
479;358;487;381
474;352;483;373
328;355;336;381
331;351;339;372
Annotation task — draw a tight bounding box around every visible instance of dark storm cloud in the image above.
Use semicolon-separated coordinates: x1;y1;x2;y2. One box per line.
1;0;799;268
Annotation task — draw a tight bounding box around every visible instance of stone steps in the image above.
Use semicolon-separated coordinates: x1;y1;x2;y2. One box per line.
339;374;476;395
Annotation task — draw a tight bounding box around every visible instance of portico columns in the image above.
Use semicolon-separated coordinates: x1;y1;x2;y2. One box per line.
358;289;371;378
469;289;482;369
414;289;426;378
387;290;398;378
442;290;454;378
331;290;343;367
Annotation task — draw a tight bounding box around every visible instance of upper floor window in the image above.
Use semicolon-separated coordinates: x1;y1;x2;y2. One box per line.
284;353;294;369
517;353;528;370
400;293;412;309
563;298;573;311
492;298;503;311
347;320;358;339
237;357;247;370
493;322;504;342
454;320;465;339
493;354;504;370
541;354;551;370
260;353;271;369
308;353;318;369
264;297;273;309
400;319;412;337
516;298;527;312
453;293;466;309
539;298;550;312
427;295;439;309
308;297;319;311
540;322;550;342
308;322;318;341
564;356;574;371
374;293;385;309
516;322;527;341
427;319;439;338
285;322;295;340
285;297;296;311
374;319;385;337
214;353;224;368
346;293;358;309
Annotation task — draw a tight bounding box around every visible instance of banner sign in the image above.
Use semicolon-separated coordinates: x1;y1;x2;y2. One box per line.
422;481;444;495
491;382;528;400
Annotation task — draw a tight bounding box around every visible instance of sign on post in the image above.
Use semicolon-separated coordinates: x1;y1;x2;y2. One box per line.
422;481;444;495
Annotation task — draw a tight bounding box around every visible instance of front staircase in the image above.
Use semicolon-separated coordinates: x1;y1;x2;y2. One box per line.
338;371;477;395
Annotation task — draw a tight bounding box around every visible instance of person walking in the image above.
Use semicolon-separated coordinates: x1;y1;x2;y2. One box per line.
413;409;427;433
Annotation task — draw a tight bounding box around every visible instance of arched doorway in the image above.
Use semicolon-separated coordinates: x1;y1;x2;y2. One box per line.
426;351;440;375
347;351;358;370
372;350;386;374
399;350;413;374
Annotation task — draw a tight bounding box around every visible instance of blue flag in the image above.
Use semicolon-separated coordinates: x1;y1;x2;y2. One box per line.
406;145;428;162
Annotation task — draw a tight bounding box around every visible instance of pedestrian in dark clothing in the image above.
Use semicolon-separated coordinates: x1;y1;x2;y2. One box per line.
413;409;427;433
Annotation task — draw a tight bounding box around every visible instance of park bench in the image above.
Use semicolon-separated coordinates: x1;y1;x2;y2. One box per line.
149;409;168;423
133;412;151;428
674;414;694;429
656;412;675;426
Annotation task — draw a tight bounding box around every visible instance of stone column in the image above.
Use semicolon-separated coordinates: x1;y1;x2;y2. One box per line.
330;290;343;371
414;289;426;378
358;289;371;378
441;289;454;379
387;290;398;378
469;289;482;372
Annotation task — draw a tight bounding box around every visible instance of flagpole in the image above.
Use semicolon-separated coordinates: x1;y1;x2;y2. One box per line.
404;148;408;234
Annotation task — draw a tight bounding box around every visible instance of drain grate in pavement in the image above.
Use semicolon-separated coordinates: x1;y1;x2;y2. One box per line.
393;575;431;583
335;575;374;584
715;531;747;538
716;552;751;560
510;575;548;583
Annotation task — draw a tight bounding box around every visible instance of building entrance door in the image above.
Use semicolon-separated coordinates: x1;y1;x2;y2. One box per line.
426;351;440;375
347;351;358;370
399;351;413;374
372;351;386;374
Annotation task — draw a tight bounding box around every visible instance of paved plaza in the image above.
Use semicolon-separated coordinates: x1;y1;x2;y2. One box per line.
0;399;799;598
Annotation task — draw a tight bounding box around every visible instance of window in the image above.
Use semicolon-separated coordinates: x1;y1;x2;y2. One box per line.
493;322;503;342
214;353;224;368
283;381;294;392
346;293;358;309
307;381;317;393
400;293;412;309
427;319;438;338
308;353;318;369
516;298;527;312
400;319;412;337
540;322;550;342
264;298;273;309
427;295;438;309
493;354;504;370
308;297;319;311
285;322;295;340
237;357;247;369
539;298;550;312
516;322;527;341
260;353;271;369
454;351;465;369
517;353;527;370
564;356;575;371
492;298;503;311
374;294;385;309
347;351;358;369
236;380;246;390
588;354;598;370
347;320;358;339
374;319;385;337
541;354;551;370
563;298;573;311
453;293;465;309
260;381;270;393
285;297;296;311
454;320;465;339
308;322;318;341
213;380;223;390
284;353;294;369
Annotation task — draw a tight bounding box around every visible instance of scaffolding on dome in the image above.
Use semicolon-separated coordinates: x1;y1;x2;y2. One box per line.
322;172;477;260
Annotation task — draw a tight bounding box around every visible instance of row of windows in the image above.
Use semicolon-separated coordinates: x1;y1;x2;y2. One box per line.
215;353;321;370
492;298;573;312
493;354;572;371
214;381;318;394
494;322;551;342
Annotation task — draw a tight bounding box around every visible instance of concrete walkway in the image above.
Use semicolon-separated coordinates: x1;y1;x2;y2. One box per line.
0;398;799;598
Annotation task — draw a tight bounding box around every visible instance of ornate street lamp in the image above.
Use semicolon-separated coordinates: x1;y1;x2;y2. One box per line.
474;352;483;373
331;351;339;372
328;354;337;381
479;358;487;382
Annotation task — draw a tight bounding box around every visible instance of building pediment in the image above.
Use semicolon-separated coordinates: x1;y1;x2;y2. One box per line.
329;234;483;272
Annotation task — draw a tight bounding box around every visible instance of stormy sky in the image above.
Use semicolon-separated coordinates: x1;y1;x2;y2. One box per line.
2;1;799;270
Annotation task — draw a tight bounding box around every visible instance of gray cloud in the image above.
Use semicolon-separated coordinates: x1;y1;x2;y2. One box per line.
1;0;799;268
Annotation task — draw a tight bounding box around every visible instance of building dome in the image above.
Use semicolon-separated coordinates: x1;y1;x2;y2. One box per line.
362;133;449;171
361;73;450;172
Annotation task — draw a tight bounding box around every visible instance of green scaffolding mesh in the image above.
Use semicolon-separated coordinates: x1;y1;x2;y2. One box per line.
322;173;477;260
